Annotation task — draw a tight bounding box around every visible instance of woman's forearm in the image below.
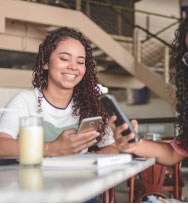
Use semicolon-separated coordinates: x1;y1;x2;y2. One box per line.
0;137;19;157
132;140;185;166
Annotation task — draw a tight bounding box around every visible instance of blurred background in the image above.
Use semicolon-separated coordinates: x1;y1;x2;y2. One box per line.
0;0;187;202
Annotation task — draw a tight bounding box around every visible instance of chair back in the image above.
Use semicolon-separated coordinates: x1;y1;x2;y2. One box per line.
129;162;183;202
140;164;170;192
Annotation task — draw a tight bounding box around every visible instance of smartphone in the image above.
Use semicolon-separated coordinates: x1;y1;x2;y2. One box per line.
78;116;102;134
100;94;139;142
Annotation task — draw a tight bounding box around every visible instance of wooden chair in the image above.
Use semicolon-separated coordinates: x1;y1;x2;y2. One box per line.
129;162;184;202
102;187;115;203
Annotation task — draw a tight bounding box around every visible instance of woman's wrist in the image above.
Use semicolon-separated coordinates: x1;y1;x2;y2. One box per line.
44;142;50;157
44;141;56;157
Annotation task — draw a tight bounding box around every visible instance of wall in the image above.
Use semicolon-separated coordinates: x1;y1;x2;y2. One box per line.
119;98;175;119
0;88;24;115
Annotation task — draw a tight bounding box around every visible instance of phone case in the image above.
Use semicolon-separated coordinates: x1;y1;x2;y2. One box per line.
100;94;139;142
78;116;102;134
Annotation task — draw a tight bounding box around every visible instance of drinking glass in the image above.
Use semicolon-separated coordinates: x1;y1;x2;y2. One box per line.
19;116;44;166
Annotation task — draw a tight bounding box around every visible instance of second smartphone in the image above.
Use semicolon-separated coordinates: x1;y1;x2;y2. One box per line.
100;94;139;142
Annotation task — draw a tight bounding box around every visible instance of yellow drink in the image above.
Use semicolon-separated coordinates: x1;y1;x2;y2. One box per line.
19;126;43;165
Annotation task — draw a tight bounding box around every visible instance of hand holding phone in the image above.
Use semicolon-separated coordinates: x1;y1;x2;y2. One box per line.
78;116;102;134
100;94;139;142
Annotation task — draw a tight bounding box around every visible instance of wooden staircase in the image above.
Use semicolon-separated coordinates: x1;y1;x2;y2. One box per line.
0;0;176;105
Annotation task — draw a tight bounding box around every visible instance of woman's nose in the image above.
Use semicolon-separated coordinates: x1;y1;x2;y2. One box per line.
68;60;77;70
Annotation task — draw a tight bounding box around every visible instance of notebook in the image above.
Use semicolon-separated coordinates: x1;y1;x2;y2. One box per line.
42;153;132;169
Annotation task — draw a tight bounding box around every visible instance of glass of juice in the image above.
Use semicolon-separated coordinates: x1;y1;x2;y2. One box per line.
19;116;44;166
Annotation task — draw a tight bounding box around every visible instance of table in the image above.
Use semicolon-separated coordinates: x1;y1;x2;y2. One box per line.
0;158;155;202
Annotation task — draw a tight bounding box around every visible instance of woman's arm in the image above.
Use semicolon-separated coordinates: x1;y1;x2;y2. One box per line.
0;128;100;157
124;139;186;166
0;133;19;157
0;132;53;157
108;116;186;166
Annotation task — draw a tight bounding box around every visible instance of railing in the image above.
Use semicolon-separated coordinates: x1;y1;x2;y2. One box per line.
20;0;180;38
19;0;180;83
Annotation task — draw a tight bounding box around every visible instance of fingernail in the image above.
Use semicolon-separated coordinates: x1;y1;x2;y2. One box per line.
95;132;100;137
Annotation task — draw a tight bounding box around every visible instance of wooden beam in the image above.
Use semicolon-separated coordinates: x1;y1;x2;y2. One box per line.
97;72;145;89
0;68;32;88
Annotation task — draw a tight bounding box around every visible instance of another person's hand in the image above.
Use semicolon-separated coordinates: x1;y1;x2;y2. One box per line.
108;115;141;153
49;128;99;156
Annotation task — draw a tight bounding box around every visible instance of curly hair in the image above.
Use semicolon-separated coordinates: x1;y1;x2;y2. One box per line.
32;27;109;138
171;18;188;150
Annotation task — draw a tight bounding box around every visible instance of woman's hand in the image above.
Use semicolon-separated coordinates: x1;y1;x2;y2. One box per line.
48;128;99;156
108;115;140;153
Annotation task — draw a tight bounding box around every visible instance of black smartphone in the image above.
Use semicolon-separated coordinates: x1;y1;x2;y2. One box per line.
100;94;139;142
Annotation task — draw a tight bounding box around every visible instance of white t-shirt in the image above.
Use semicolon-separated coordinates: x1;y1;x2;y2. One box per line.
0;88;114;153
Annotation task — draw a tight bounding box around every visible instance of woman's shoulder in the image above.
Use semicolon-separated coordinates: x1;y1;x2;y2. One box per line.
13;88;38;98
7;88;38;106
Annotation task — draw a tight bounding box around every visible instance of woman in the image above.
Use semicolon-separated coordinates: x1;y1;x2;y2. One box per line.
0;27;118;157
110;18;188;166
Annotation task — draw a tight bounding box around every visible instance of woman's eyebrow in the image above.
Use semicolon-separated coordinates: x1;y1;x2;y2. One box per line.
59;52;85;59
78;56;86;60
59;52;71;56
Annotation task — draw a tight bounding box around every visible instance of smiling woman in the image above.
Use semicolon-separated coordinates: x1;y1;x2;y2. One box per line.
0;27;118;157
43;38;86;94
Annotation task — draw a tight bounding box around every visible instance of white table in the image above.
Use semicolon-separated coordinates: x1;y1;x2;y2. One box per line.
0;158;155;202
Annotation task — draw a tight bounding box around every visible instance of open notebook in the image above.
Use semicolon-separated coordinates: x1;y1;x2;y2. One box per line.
42;153;132;169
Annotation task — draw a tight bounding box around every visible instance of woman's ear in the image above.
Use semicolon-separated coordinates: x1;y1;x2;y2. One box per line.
43;63;48;70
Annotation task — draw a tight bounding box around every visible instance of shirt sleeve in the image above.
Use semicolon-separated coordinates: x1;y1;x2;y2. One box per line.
97;126;115;147
0;91;31;139
170;137;188;157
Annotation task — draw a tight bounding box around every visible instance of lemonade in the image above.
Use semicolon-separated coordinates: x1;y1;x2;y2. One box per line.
19;125;43;165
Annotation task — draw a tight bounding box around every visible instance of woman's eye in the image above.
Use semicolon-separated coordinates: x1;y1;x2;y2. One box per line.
77;61;85;65
60;58;68;61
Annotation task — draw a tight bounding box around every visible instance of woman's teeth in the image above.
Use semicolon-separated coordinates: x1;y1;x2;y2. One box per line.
63;74;76;78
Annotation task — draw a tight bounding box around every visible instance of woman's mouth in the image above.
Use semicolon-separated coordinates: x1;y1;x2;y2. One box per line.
63;73;77;79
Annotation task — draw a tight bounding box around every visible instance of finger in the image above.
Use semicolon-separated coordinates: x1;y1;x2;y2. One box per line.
109;123;116;131
131;120;138;132
116;133;135;146
74;132;100;147
73;131;100;142
74;139;98;153
119;139;142;153
108;115;117;128
113;123;128;139
70;131;100;151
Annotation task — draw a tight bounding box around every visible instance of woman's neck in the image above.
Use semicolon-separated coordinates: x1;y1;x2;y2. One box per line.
42;87;73;109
